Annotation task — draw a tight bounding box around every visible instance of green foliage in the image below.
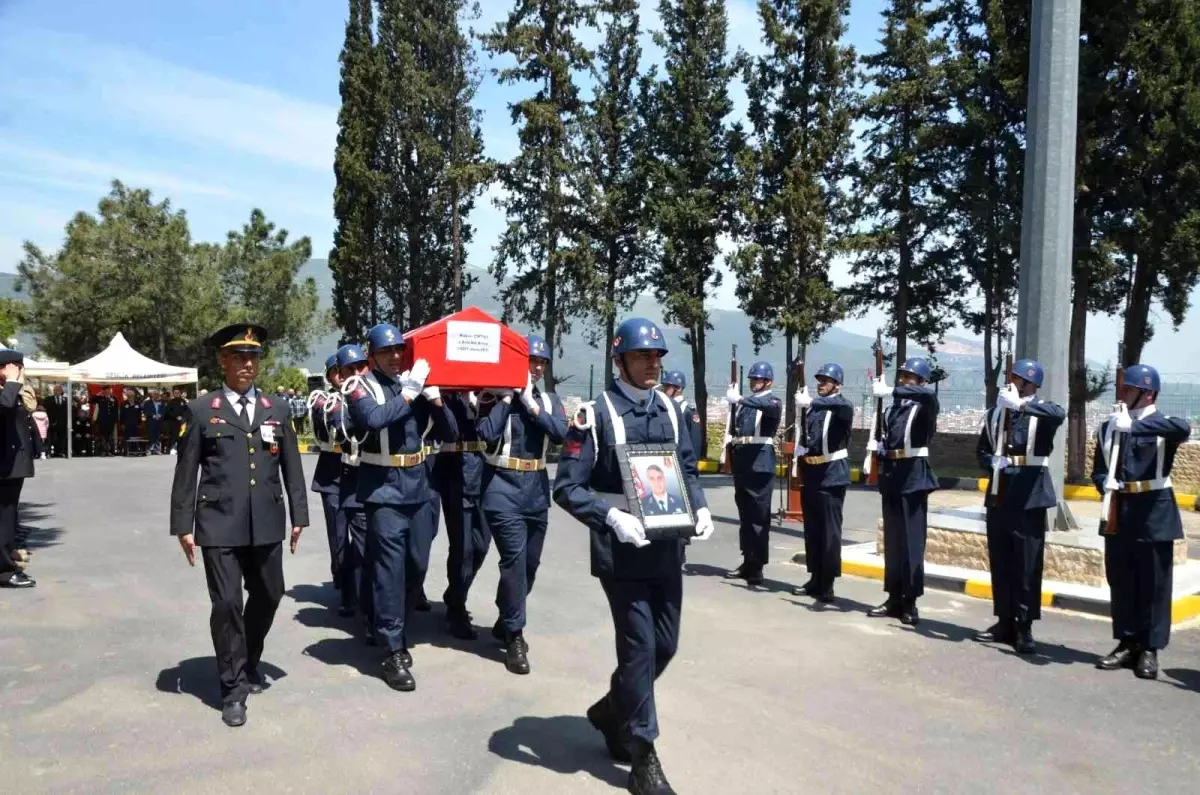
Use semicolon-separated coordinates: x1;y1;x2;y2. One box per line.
0;297;28;343
255;362;310;395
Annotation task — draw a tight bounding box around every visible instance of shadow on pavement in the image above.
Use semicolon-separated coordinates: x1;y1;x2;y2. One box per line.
155;658;287;711
303;636;383;679
1164;668;1200;692
905;616;975;644
409;612;505;665
16;502;64;550
487;714;628;788
783;595;876;614
683;562;798;595
286;582;338;608
993;640;1098;667
710;514;806;541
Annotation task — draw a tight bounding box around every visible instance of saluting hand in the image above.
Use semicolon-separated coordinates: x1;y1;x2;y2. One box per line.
290;526;303;554
178;534;197;567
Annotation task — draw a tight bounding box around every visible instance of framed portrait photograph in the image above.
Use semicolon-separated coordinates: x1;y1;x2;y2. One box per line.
616;444;697;541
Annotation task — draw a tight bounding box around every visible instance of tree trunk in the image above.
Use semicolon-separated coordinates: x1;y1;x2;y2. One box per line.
1066;272;1089;483
1121;252;1154;365
451;183;463;311
896;183;912;367
692;322;708;458
784;332;795;429
604;238;619;390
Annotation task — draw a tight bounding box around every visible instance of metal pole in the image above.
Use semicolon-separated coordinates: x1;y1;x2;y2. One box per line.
1015;0;1081;531
588;364;594;400
66;377;73;459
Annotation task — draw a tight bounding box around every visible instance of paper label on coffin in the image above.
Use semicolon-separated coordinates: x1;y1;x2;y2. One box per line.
445;320;501;364
401;306;529;391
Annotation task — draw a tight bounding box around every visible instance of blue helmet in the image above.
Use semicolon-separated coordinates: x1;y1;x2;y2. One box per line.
612;317;668;356
367;323;404;353
324;353;339;373
815;362;844;384
336;344;367;369
899;357;932;382
1125;363;1161;392
527;334;550;361
662;370;686;389
1011;358;1044;388
748;361;774;381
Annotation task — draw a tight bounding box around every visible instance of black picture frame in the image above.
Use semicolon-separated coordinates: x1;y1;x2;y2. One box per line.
616;444;697;541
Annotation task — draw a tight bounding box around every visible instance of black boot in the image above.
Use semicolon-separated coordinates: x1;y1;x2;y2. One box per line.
1014;623;1036;655
446;609;478;640
1096;640;1139;670
868;598;902;618
382;650;416;691
505;634;530;675
586;696;632;763
491;620;506;644
974;620;1015;644
899;600;920;626
1134;649;1159;680
793;578;815;597
628;740;676;795
221;700;247;728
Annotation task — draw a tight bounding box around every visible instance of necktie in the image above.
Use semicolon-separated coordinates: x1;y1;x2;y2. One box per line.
659;500;666;512
238;396;250;415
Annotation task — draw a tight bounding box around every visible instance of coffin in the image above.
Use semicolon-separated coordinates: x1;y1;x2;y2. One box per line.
401;307;529;391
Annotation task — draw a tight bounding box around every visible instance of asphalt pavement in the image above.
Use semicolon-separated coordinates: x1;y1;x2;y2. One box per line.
3;456;1199;794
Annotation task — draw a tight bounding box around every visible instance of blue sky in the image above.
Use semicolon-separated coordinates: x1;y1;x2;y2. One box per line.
0;0;1193;371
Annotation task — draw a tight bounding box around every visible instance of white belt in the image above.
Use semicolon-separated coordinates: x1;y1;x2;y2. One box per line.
883;447;929;460
1121;476;1173;494
732;436;774;445
802;449;849;465
357;450;427;468
1008;455;1048;467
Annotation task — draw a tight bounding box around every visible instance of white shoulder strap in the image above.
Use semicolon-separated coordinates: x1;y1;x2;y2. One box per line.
540;392;553;460
656;391;679;445
602;392;625;445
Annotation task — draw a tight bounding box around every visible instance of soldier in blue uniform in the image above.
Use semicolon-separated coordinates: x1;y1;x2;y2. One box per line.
553;317;714;795
435;390;491;640
310;353;352;613
344;323;458;691
867;357;939;625
476;333;568;675
972;359;1065;653
792;363;854;603
335;344;373;633
659;370;701;573
1091;363;1190;679
724;361;782;587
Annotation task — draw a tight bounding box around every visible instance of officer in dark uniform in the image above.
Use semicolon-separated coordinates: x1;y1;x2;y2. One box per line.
143;389;166;453
310;353;351;612
344;323;457;692
792;363;853;602
165;388;188;455
436;389;491;640
868;357;939;625
335;344;373;632
169;324;309;727
95;386;118;455
0;349;36;589
553;316;714;795
476;333;567;674
1091;363;1189;679
120;390;142;453
973;359;1065;653
724;361;782;586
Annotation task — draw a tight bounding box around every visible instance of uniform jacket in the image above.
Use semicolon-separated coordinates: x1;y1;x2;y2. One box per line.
642;492;686;516
169;389;309;546
432;393;487;500
799;393;854;490
1091;405;1190;542
0;381;34;480
553;384;707;581
975;397;1066;511
310;392;347;495
121;401;142;435
94;394;118;427
877;385;940;496
166;397;188;424
477;389;568;514
46;393;69;427
345;369;458;507
672;394;704;461
731;391;781;474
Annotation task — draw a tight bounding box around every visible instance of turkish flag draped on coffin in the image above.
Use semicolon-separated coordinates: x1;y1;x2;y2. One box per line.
400;306;530;391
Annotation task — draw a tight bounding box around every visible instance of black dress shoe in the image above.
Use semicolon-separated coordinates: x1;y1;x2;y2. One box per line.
867;600;902;618
974;621;1015;644
726;564;764;586
815;591;836;604
446;610;478;640
1;571;36;588
1134;649;1159;680
246;670;265;694
505;635;531;675
724;564;750;580
796;579;815;596
1014;625;1036;655
1096;642;1139;670
221;701;247;727
899;604;920;626
382;651;416;691
586;696;632;763
628;742;676;795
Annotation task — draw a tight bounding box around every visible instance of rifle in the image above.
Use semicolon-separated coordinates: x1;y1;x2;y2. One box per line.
863;330;884;485
791;357;806;478
720;344;737;473
1098;350;1126;536
987;349;1015;505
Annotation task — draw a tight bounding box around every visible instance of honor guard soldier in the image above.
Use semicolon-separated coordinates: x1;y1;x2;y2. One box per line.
476;334;568;675
310;353;353;614
169;324;309;727
868;357;939;625
724;361;782;586
553;317;714;795
344;323;458;691
973;359;1065;653
792;363;854;602
335;344;373;631
0;348;36;589
435;390;491;640
1091;364;1190;679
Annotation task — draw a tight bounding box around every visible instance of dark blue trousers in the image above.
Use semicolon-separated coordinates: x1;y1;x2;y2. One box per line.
487;510;548;634
985;506;1046;623
734;472;774;568
802;486;845;594
319;492;346;584
1105;535;1174;650
881;491;929;601
147;421;162;451
444;495;490;612
365;503;433;653
600;574;682;744
340;508;371;618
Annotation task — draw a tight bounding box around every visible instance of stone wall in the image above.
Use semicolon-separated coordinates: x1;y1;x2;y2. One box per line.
1170;442;1200;494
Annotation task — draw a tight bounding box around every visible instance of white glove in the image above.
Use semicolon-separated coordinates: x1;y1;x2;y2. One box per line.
794;387;813;409
606;508;650;548
794;445;808;458
725;383;741;404
694;507;715;541
467;391;478;409
997;383;1026;411
1104;477;1123;493
723;433;733;447
399;370;420;400
401;359;430;392
991;455;1010;470
519;373;539;412
871;376;891;398
421;385;441;402
1112;403;1132;432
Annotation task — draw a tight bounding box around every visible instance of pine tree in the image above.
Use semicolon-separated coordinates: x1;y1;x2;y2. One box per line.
582;0;650;386
481;0;599;390
731;0;857;423
844;0;962;363
646;0;741;445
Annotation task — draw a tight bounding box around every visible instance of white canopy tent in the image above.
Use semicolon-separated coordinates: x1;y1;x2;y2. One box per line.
23;359;71;380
